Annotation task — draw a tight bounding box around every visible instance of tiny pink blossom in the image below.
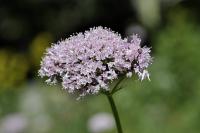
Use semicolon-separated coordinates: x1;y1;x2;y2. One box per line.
39;27;152;97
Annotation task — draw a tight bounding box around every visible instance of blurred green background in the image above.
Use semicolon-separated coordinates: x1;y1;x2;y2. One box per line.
0;0;200;133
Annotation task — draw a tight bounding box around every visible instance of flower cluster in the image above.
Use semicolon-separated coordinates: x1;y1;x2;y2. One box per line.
39;27;152;97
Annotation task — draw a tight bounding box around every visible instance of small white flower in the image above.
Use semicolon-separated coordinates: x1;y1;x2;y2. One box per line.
87;113;115;133
0;113;27;133
138;70;150;81
126;72;133;78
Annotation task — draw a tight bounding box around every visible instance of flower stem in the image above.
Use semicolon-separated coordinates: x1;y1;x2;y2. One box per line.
111;76;125;94
106;94;123;133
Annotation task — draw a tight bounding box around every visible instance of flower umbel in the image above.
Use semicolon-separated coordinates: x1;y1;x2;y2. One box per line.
39;27;152;97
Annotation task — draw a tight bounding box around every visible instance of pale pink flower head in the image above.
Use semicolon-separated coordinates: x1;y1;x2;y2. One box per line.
39;27;152;97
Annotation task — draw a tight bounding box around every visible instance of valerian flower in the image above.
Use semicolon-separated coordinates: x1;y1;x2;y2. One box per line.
39;27;152;97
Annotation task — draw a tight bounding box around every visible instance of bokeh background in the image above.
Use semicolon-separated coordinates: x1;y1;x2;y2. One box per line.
0;0;200;133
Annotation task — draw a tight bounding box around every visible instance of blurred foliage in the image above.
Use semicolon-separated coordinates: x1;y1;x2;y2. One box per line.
0;50;29;90
29;32;53;68
132;0;161;28
154;7;200;105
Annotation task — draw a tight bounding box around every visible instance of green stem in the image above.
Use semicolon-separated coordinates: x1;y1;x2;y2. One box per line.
107;94;123;133
111;76;125;94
